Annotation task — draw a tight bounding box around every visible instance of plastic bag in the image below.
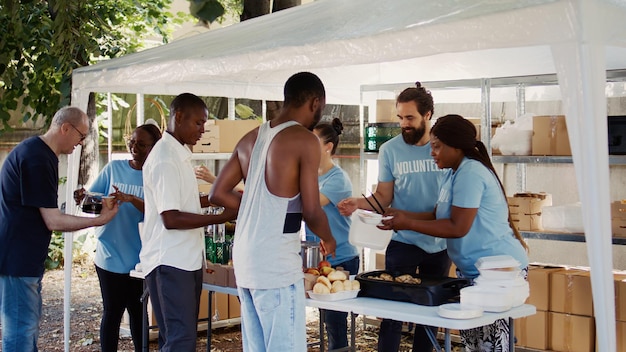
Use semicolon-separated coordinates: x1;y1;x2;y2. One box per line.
491;113;534;155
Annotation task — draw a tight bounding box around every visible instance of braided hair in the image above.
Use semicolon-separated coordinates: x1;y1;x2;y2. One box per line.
431;114;528;251
314;118;343;155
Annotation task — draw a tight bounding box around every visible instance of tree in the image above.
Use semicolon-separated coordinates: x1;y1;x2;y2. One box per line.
0;0;185;184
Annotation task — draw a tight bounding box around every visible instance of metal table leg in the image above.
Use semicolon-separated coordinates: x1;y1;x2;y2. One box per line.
350;312;356;352
444;328;451;352
207;291;214;352
509;317;515;352
424;325;443;352
140;286;149;352
319;309;325;352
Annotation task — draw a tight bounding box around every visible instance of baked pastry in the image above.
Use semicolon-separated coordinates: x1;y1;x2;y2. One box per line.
327;270;348;282
330;280;344;293
349;280;360;290
379;273;393;281
316;275;332;289
313;282;330;294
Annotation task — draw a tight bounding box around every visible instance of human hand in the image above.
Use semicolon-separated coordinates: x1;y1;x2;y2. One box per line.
111;185;133;203
319;237;336;259
377;208;402;231
97;200;119;225
337;197;358;216
195;165;216;184
73;187;86;205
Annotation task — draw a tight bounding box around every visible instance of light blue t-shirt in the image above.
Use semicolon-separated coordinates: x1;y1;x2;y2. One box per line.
436;158;529;279
306;165;359;266
89;160;144;274
378;135;446;253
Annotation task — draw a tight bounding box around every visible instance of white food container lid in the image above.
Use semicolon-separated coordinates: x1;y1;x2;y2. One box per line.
475;255;521;270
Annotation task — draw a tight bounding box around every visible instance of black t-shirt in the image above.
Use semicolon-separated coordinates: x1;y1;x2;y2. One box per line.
0;136;59;277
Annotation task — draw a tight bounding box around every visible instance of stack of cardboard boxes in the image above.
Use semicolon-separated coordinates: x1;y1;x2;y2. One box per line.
516;265;626;352
508;192;552;231
532;115;572;156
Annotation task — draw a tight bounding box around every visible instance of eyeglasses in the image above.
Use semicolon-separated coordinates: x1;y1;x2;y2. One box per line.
69;123;87;142
126;139;153;151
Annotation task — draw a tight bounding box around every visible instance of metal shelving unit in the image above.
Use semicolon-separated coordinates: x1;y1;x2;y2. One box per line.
359;70;626;245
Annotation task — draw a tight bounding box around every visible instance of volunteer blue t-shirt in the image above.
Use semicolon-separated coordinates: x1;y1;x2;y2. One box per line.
306;165;359;266
378;135;446;253
435;157;529;279
89;160;144;273
0;137;59;277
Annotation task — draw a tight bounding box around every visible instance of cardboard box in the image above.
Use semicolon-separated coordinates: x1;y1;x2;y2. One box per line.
549;312;595;352
213;119;261;153
508;192;553;215
228;294;241;319
226;265;237;288
611;200;626;219
208;292;230;322
375;252;386;270
375;99;397;122
192;137;219;153
527;264;566;311
618;321;626;352
550;268;593;316
203;262;229;286
516;310;549;350
613;218;626;237
511;213;543;231
532;115;572;156
615;274;626;321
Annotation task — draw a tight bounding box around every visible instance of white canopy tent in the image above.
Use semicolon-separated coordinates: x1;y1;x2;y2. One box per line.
67;0;626;350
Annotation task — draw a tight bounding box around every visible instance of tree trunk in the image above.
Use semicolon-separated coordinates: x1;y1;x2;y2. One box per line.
273;0;300;12
241;0;270;21
78;92;99;187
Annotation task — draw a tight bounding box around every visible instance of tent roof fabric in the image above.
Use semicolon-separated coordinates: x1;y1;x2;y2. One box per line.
69;1;626;351
72;0;626;105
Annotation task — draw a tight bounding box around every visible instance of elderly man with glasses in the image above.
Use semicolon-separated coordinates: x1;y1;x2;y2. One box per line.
0;106;119;352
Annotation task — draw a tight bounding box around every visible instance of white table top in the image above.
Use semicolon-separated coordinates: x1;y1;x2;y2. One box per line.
306;297;536;330
202;282;239;296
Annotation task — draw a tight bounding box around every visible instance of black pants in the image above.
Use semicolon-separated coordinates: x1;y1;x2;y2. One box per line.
95;265;144;352
377;241;451;352
145;265;203;352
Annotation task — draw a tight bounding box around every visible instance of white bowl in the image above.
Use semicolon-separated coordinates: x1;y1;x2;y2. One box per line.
460;286;514;312
357;209;383;224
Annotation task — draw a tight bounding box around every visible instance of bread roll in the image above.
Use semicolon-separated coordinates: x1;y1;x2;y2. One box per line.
316;275;332;289
350;280;360;290
327;270;348;282
330;280;344;293
313;282;330;294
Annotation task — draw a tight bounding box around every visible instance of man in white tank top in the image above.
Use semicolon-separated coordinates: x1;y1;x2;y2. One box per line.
210;72;337;351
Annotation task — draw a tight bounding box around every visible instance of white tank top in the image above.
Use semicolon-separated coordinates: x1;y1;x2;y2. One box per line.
233;121;303;289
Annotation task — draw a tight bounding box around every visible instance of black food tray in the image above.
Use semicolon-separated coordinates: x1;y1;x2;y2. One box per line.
355;270;470;306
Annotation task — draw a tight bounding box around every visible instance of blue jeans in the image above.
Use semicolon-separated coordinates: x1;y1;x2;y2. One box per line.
238;283;306;352
324;255;360;350
0;275;43;352
378;241;451;352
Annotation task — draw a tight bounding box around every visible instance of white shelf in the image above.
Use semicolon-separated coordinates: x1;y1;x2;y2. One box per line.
191;153;232;161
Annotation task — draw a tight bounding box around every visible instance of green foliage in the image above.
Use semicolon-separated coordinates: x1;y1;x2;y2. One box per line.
0;0;184;130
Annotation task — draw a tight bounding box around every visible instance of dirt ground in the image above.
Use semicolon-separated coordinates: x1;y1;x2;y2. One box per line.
13;264;459;351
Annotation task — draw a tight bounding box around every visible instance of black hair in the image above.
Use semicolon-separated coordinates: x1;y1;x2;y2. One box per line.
396;81;434;119
314;118;343;155
169;93;207;120
283;72;326;108
136;123;162;144
431;114;528;251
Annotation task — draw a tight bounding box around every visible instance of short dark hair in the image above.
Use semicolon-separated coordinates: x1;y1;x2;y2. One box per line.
136;123;162;144
283;72;325;108
169;93;207;120
396;81;434;118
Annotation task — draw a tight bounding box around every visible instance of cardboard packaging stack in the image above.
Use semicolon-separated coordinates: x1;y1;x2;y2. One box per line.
508;192;553;231
612;200;626;237
192;119;261;153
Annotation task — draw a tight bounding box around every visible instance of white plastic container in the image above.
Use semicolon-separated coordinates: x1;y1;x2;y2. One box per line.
475;255;522;280
348;211;392;250
460;286;514;312
474;276;529;307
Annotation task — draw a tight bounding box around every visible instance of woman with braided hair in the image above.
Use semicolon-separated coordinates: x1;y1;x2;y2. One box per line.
379;114;528;352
